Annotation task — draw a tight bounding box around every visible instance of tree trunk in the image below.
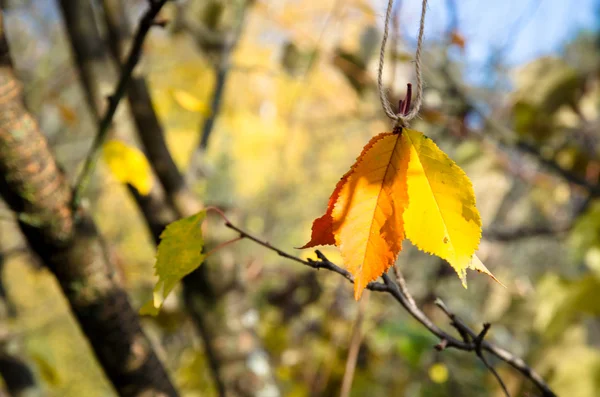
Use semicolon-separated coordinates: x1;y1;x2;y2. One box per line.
0;14;178;397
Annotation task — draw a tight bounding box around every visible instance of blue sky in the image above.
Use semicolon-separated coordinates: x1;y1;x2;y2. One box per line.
394;0;599;78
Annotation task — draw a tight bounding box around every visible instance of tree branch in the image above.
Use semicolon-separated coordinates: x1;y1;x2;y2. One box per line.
71;0;170;210
223;221;557;397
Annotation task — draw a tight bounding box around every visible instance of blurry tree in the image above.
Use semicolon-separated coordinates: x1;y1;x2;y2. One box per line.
57;0;279;395
0;9;177;397
0;0;598;396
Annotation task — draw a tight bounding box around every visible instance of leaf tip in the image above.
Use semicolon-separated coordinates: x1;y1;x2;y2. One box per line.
353;283;365;301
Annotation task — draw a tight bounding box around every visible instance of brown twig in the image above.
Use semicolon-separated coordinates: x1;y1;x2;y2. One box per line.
474;324;511;397
223;221;557;397
392;263;416;307
340;291;369;397
71;0;170;210
435;297;510;396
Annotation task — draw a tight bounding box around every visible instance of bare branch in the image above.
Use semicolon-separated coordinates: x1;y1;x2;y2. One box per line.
223;221;557;397
71;0;170;210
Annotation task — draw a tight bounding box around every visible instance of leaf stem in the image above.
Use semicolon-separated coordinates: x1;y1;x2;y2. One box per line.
204;236;243;259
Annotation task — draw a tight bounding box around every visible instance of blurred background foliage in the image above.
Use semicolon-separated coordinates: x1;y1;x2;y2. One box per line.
0;0;599;396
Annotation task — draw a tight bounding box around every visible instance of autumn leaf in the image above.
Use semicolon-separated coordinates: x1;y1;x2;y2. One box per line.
103;140;153;195
402;129;483;286
172;89;210;116
303;129;500;300
301;137;381;249
303;132;411;299
450;31;466;49
140;211;206;315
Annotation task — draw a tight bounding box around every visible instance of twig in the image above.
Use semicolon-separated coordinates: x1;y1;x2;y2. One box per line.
197;2;249;152
71;0;170;210
392;263;416;307
474;324;511;397
436;300;510;396
186;0;251;182
340;291;369;397
222;221;557;396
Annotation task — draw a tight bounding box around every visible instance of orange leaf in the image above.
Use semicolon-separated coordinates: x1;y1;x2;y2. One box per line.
303;132;410;299
299;168;352;248
300;138;383;249
450;31;466;49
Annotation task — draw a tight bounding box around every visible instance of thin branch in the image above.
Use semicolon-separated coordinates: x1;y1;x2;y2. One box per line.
198;3;249;152
474;324;511;397
71;0;170;210
340;291;369;397
223;221;557;397
392;263;416;307
437;299;510;397
186;1;251;181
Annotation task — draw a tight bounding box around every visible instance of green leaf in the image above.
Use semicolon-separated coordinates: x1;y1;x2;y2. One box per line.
140;210;207;316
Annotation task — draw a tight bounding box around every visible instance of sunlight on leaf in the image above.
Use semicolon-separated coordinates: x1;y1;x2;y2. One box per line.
103;140;153;195
140;211;206;316
303;132;410;299
402;129;486;287
302;129;500;299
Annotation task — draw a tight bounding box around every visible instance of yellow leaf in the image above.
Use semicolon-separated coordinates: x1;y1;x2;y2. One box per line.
402;129;484;286
103;140;153;195
140;211;206;316
172;89;210;115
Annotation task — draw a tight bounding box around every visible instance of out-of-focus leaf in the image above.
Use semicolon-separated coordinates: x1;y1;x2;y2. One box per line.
57;103;77;126
450;31;466;49
514;57;584;113
570;199;600;262
281;41;317;76
103;140;153;195
332;49;371;94
172;89;210;116
534;273;600;339
428;363;449;384
28;339;61;386
538;325;600;397
140;211;206;316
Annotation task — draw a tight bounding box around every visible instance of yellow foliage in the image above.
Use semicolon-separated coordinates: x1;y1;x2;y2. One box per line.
403;130;489;286
102;140;153;195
